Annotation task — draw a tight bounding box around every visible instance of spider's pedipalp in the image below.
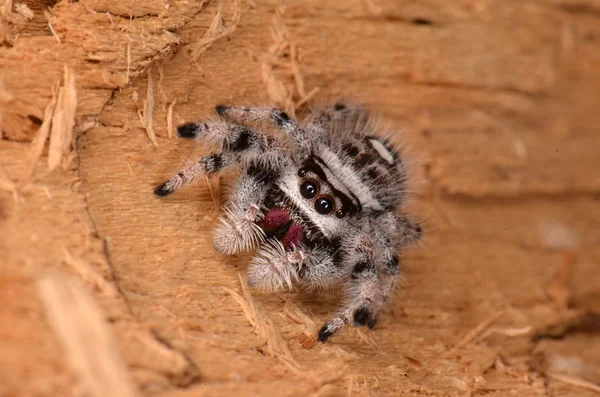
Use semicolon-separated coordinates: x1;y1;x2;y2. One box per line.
213;168;273;255
247;239;299;291
247;242;348;292
213;203;265;255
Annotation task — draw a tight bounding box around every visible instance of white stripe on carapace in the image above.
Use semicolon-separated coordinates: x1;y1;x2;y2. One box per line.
312;157;356;204
318;147;383;211
369;138;394;164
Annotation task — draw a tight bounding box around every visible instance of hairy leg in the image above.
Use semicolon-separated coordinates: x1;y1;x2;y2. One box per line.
155;121;286;197
318;263;398;342
317;229;399;342
176;121;280;154
215;105;311;152
305;102;366;131
212;167;274;255
389;212;422;248
154;152;239;196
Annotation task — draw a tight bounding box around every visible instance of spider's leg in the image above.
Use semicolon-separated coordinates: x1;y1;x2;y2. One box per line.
378;211;422;249
176;121;282;154
213;166;275;255
317;231;399;342
393;212;422;248
154;152;239;196
304;102;370;141
215;105;311;151
305;102;366;131
155;122;285;196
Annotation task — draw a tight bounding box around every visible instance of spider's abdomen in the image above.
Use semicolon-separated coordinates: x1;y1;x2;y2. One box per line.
336;135;406;211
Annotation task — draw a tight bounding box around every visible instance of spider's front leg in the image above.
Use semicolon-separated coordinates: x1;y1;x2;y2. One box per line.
317;232;399;342
154;120;283;196
154;152;239;196
215;105;311;151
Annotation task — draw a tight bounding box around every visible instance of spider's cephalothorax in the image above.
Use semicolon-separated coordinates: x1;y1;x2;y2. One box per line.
155;103;422;342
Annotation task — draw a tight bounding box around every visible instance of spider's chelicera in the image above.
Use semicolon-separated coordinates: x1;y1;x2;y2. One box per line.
154;103;422;342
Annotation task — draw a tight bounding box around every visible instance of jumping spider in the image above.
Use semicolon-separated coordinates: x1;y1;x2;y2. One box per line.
155;103;422;342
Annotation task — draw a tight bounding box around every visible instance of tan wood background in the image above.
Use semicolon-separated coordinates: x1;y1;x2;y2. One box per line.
1;0;599;396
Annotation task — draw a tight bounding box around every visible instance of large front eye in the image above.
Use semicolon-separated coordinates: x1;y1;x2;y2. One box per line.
300;180;318;199
314;197;334;215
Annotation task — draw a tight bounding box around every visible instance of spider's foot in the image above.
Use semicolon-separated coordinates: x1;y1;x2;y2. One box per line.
216;104;230;117
154;181;174;197
317;316;348;343
352;307;377;329
177;123;200;138
318;307;379;342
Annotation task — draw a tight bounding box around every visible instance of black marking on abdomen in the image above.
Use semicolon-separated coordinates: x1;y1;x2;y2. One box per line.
366;168;380;181
342;143;360;157
354;152;375;169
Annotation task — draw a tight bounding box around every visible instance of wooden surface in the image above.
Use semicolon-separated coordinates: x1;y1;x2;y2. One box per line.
1;0;599;396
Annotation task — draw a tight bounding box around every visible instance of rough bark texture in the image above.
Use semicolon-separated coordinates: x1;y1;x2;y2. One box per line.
1;0;599;396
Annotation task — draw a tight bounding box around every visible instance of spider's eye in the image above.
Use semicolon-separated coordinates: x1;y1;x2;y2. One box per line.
335;209;345;218
298;168;307;177
314;197;334;215
300;180;318;199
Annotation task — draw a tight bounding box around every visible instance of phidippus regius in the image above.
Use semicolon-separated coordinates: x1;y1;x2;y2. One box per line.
155;102;422;342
